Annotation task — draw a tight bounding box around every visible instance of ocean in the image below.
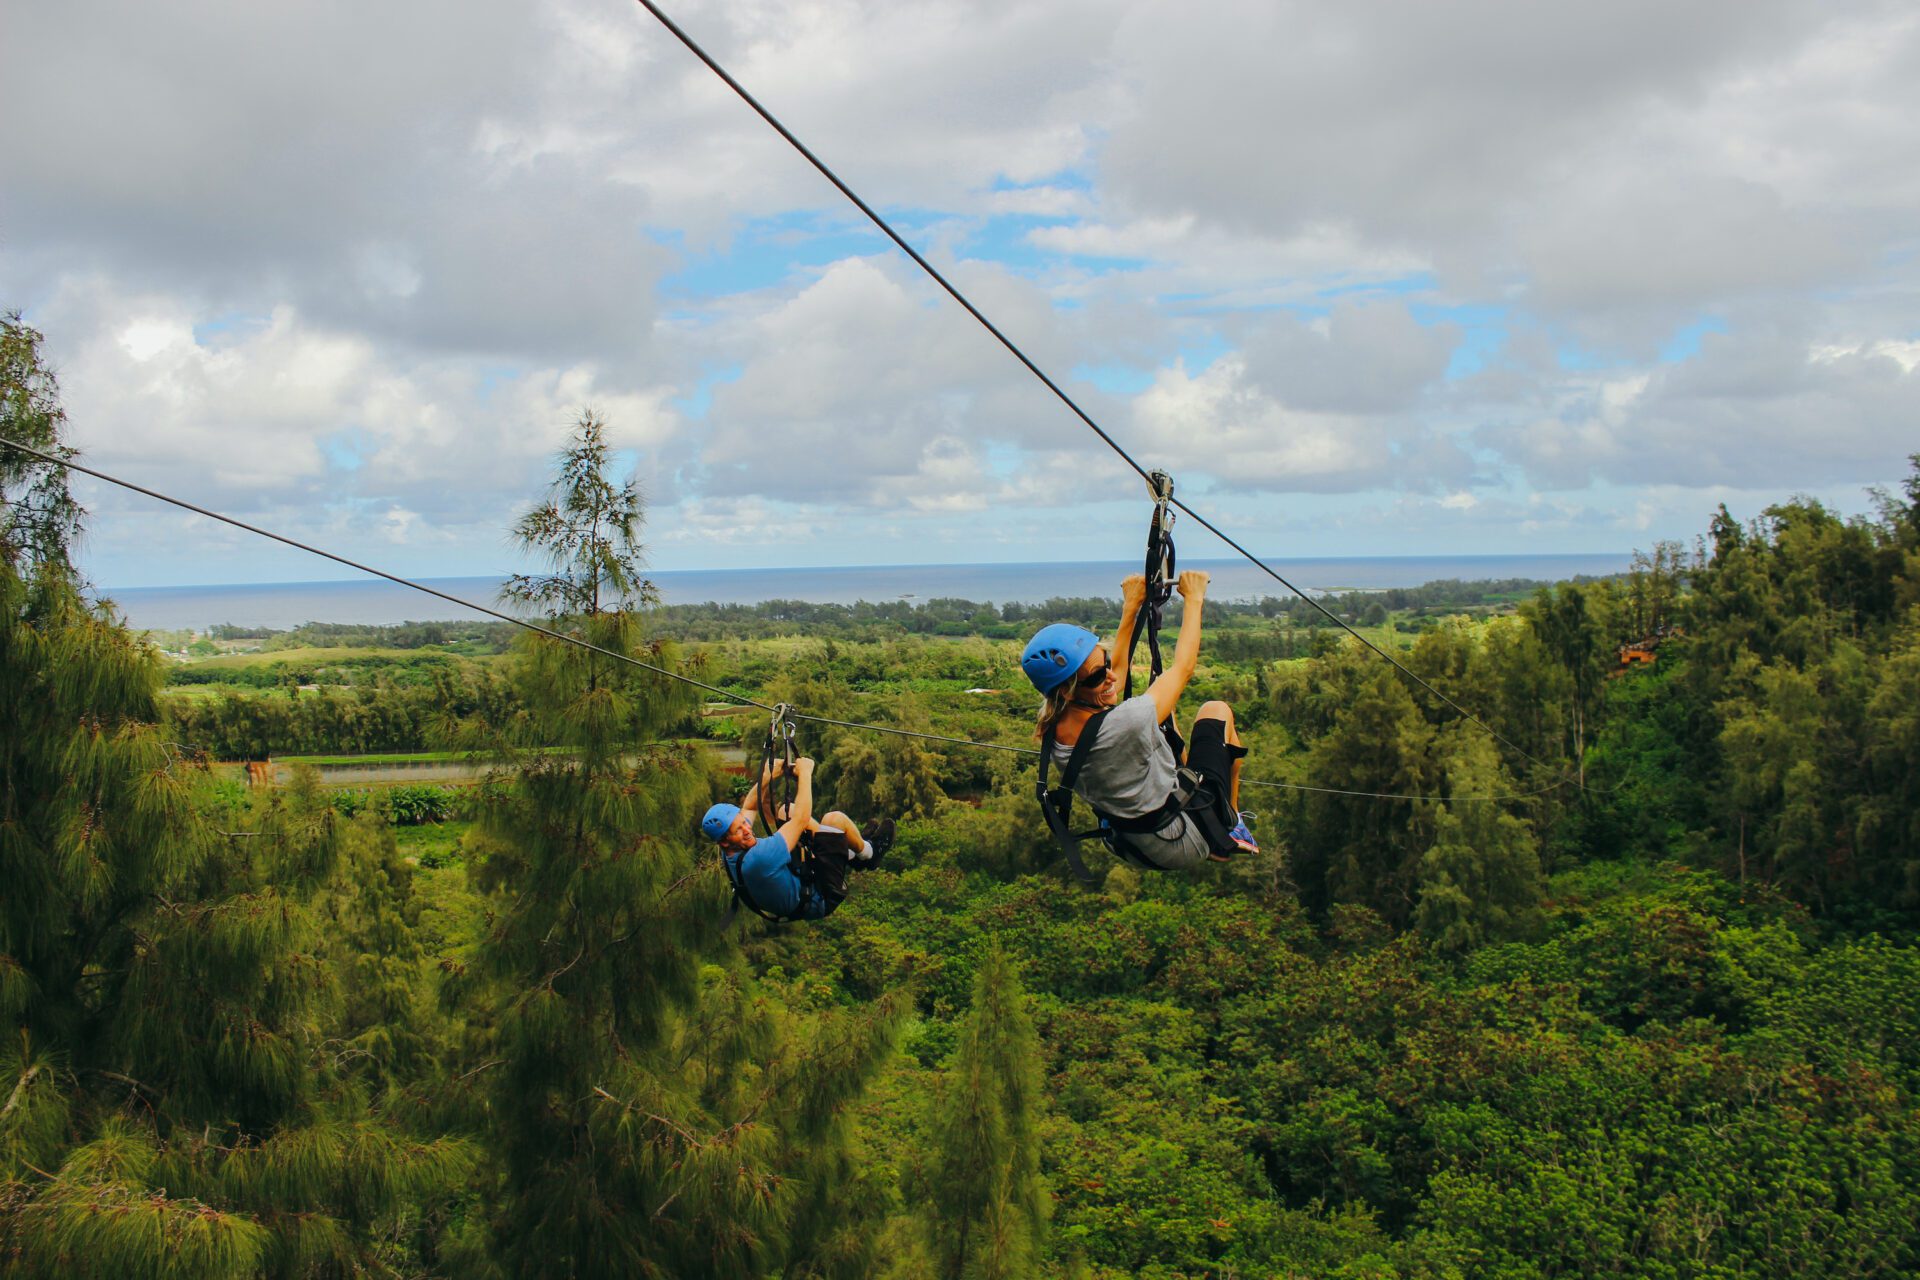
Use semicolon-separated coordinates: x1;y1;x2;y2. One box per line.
101;553;1634;632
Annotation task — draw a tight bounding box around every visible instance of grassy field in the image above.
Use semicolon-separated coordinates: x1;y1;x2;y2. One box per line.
278;749;479;767
277;742;717;768
180;645;479;671
158;685;232;703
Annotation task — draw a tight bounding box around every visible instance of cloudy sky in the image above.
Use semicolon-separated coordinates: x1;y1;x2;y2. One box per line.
3;0;1916;587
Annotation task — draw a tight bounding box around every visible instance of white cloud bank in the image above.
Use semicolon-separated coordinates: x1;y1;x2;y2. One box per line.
1;0;1915;582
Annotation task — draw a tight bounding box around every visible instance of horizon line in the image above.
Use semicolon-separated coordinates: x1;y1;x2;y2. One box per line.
101;550;1636;595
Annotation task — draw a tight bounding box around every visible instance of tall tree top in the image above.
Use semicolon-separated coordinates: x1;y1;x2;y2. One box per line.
0;313;82;574
501;410;657;620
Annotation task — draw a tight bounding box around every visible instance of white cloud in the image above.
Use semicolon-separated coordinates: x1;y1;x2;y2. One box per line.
1134;355;1409;493
1477;331;1918;490
5;0;1917;582
1813;338;1920;373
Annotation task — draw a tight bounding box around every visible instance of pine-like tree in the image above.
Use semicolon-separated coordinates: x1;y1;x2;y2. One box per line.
0;314;82;572
1299;660;1440;926
928;947;1048;1280
471;413;897;1277
1524;582;1611;789
1414;729;1545;953
0;401;467;1276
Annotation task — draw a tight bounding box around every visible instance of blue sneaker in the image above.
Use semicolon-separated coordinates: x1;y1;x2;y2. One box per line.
1227;811;1258;854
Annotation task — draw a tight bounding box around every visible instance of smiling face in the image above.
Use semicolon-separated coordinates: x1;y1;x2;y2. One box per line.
717;813;757;853
1074;645;1119;707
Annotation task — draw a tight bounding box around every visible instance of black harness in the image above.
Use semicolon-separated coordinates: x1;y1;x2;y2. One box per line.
1035;470;1237;884
1037;708;1240;884
724;704;823;924
722;831;826;924
1126;470;1185;760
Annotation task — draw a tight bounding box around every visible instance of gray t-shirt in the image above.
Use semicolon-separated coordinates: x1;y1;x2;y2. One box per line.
1052;694;1211;870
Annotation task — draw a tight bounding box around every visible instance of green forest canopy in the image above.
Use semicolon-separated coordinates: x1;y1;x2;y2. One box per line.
6;324;1920;1276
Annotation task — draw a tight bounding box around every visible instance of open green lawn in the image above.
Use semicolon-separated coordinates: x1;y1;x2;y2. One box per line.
280;740;721;769
158;685;231;703
180;645;476;671
279;749;479;766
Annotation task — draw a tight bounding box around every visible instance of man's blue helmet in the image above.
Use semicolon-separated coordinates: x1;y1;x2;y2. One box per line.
1021;623;1100;694
701;802;742;842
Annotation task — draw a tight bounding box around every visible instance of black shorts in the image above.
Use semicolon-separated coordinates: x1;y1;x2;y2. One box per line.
803;827;851;912
1182;716;1247;820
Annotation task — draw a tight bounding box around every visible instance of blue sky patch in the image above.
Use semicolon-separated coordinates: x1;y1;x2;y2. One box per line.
672;364;743;419
320;429;373;473
1071;363;1156;396
1178;332;1232;375
190;311;269;347
474;363;523;404
1411;301;1512;379
1659;315;1727;362
651;214;887;298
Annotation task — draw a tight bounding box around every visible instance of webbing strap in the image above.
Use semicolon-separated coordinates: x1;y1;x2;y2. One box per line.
1125;471;1184;758
1056;709;1108;795
722;830;819;925
756;704;798;836
722;849;786;923
1037;712;1113;886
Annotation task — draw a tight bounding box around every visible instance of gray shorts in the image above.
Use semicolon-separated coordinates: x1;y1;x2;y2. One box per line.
1116;812;1214;870
1113;717;1242;870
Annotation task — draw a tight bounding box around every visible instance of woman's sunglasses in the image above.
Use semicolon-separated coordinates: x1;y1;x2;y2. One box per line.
1077;662;1112;687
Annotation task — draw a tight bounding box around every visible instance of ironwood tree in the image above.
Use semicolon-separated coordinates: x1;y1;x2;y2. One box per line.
929;946;1047;1280
0;346;467;1278
468;412;897;1278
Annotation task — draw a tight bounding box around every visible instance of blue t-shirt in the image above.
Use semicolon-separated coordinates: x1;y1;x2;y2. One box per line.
724;831;822;920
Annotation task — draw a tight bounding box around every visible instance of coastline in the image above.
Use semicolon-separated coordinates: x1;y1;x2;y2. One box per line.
102;552;1634;631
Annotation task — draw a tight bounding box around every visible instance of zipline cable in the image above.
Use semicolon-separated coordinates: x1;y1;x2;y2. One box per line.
1240;776;1566;803
630;0;1149;488
790;712;1038;757
1166;496;1551;769
630;0;1571;783
3;429;1563;806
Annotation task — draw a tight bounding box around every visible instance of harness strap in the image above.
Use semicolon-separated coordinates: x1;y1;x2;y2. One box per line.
1124;471;1185;760
1038;711;1112;885
1040;707;1239;873
722;830;820;925
756;705;798;834
1040;710;1208;877
728;705;825;923
1055;708;1107;794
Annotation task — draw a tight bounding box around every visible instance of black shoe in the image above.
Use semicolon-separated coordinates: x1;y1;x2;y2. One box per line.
860;818;895;870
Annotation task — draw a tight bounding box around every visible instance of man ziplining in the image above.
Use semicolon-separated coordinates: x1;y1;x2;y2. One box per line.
701;755;895;923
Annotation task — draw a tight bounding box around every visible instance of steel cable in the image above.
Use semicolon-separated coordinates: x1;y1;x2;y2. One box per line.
631;0;1576;785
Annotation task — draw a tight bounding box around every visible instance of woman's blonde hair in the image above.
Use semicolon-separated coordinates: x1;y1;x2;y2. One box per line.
1034;683;1080;742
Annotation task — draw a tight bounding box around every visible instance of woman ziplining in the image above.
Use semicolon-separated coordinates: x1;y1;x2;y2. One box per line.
1025;471;1257;882
700;708;896;923
1025;565;1259;880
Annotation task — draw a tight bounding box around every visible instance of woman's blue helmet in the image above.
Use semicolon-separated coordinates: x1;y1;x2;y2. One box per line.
1021;623;1100;694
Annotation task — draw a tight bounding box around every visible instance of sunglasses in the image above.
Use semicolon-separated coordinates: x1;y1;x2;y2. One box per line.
1077;662;1112;687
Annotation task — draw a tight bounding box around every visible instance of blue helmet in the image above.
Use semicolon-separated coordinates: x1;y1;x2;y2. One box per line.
1021;623;1100;694
701;802;742;842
